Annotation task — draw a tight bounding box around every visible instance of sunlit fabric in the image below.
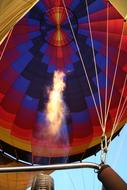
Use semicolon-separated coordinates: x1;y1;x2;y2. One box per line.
0;0;127;166
0;0;39;45
0;154;52;190
109;0;127;19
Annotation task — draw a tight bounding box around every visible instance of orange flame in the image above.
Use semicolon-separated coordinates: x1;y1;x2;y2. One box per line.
45;70;66;136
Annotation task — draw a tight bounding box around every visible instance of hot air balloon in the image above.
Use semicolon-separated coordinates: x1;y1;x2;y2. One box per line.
0;0;127;189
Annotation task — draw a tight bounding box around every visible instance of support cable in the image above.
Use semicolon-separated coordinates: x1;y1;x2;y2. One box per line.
62;0;104;132
0;28;13;61
107;73;127;147
67;172;77;190
110;75;127;136
105;21;126;129
108;98;127;147
84;0;104;132
104;1;110;131
80;168;86;190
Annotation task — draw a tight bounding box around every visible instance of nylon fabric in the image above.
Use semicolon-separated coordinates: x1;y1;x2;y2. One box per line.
0;0;39;45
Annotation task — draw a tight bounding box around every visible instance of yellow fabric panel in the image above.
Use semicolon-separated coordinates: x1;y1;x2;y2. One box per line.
0;119;125;157
12;135;32;152
0;0;39;45
109;0;127;19
0;127;32;152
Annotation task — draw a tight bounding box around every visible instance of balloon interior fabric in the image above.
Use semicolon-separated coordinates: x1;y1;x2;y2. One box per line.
0;0;39;45
0;154;52;190
0;0;127;165
109;0;127;20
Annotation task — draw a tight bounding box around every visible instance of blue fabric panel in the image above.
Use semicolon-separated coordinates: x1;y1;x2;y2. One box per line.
71;110;89;123
17;41;33;53
22;96;39;109
85;92;100;107
13;76;30;92
47;64;56;73
12;53;32;73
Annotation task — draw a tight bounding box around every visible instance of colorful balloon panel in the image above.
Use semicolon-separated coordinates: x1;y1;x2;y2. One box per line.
109;0;127;19
0;0;127;164
0;0;39;45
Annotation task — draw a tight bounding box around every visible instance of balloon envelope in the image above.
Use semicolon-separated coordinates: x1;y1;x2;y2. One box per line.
0;0;39;45
0;0;127;165
109;0;127;19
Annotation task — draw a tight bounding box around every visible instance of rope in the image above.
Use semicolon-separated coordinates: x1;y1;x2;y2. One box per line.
92;155;98;190
66;172;77;190
62;0;104;131
107;73;127;147
80;169;86;190
112;74;127;128
104;1;109;131
84;0;104;133
105;20;126;129
108;97;127;147
0;28;13;61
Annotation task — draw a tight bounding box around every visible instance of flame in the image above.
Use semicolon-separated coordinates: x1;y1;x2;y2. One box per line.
45;70;66;136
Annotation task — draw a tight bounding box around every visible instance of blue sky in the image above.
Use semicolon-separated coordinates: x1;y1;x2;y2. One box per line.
27;124;127;190
51;124;127;190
